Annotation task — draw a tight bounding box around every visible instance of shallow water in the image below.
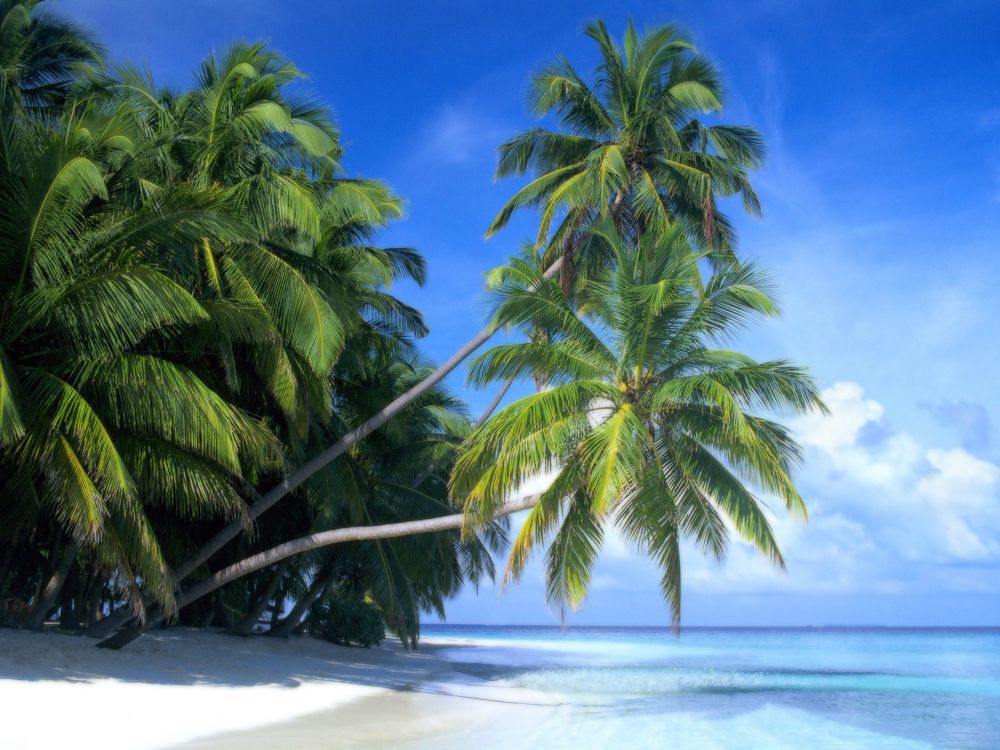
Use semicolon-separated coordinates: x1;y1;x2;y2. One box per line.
400;626;1000;750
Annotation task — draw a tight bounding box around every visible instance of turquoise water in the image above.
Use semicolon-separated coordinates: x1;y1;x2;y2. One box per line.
412;626;1000;749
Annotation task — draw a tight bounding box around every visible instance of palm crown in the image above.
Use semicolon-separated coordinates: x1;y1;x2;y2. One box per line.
488;19;764;285
0;88;280;616
0;38;436;621
0;0;101;116
452;222;824;623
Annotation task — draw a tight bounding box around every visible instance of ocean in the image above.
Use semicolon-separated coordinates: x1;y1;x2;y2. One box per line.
402;625;1000;749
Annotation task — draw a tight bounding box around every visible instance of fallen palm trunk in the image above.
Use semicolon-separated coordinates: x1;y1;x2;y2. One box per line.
97;493;540;649
83;375;520;641
170;260;560;587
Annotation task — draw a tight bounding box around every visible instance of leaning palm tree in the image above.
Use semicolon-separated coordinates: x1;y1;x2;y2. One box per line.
89;22;780;648
94;22;766;611
451;221;824;624
488;19;764;295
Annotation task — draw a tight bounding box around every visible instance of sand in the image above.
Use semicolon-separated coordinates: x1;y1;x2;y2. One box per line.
0;628;555;750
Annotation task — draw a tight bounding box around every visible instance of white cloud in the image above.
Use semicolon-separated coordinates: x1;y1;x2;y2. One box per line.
413;104;507;166
677;381;1000;598
916;449;1000;560
794;382;1000;567
793;382;924;489
684;509;877;595
795;381;882;453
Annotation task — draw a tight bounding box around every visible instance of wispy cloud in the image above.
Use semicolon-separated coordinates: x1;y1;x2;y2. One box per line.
923;401;992;453
411;103;508;167
794;382;1000;564
645;381;1000;598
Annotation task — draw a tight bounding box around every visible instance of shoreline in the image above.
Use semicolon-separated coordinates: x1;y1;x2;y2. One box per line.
0;628;555;750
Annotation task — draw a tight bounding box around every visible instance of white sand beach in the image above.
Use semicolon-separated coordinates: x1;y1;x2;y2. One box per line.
0;629;556;750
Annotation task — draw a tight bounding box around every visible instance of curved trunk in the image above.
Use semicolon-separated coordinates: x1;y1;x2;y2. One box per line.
26;541;79;630
84;378;519;641
97;493;541;650
270;562;337;638
168;257;566;587
474;378;515;427
227;560;289;637
95;257;569;650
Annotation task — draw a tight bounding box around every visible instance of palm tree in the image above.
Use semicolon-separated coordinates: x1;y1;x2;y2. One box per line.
96;345;508;647
86;47;348;426
0;87;278;626
87;45;432;441
488;19;765;295
450;221;824;624
75;21;790;647
71;45;440;642
0;0;101;116
134;221;824;640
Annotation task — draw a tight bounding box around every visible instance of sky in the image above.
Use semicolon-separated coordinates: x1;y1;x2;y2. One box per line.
56;0;1000;626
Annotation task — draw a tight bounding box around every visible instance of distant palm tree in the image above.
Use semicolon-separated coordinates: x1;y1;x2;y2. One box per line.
451;221;824;624
320;349;505;647
0;0;101;116
488;19;764;294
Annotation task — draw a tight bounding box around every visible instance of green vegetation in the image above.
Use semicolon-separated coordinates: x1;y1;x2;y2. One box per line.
454;222;822;623
0;3;822;646
307;590;386;648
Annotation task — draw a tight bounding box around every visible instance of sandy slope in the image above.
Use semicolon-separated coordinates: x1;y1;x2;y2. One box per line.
0;628;548;750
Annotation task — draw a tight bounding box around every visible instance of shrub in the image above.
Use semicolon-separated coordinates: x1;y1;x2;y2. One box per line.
307;591;385;648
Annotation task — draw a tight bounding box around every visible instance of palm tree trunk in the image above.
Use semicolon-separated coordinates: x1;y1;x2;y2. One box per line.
167;257;567;588
97;493;542;649
268;600;282;630
26;540;79;630
214;590;232;628
476;378;515;426
93;259;566;649
560;246;575;299
58;581;76;630
200;594;217;629
84;580;103;628
227;560;288;637
270;562;337;638
0;543;14;599
85;379;518;642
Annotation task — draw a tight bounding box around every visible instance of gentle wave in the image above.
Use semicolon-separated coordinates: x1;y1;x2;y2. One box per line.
409;626;1000;749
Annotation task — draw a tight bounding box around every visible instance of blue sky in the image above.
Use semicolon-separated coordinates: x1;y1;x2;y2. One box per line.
58;0;1000;626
